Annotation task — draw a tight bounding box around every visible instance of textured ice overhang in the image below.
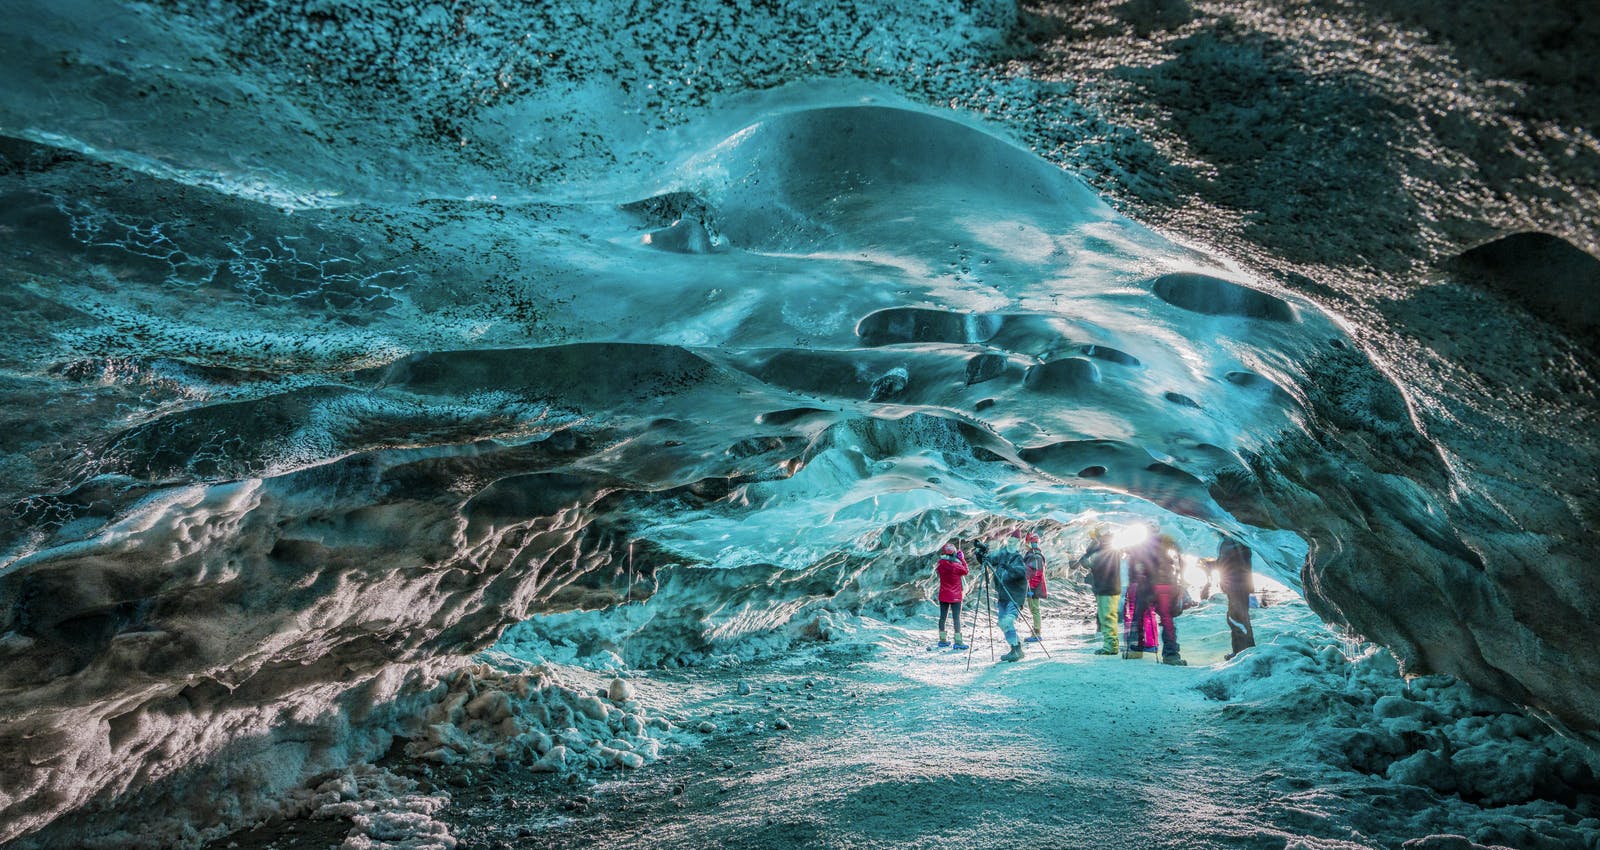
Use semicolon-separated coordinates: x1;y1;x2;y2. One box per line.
0;1;1597;844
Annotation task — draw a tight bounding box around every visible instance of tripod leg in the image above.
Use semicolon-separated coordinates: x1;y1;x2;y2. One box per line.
985;568;995;662
964;589;977;671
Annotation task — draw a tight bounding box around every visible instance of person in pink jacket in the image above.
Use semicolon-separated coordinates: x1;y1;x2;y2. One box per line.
933;542;969;650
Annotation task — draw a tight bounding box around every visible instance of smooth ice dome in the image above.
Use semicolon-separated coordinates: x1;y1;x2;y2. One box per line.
0;0;1597;848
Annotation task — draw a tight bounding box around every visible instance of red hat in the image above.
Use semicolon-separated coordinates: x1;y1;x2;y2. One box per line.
1025;533;1040;544
940;543;958;555
1007;528;1025;539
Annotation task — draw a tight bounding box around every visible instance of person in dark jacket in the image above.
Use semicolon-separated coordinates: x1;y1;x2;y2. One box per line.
1079;526;1122;655
1022;533;1048;643
933;542;969;650
1214;536;1256;659
986;529;1030;663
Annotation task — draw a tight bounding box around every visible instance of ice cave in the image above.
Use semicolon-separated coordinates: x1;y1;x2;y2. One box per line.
1;1;1598;848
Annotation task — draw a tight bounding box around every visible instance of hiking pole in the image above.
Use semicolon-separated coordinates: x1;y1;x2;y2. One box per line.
962;540;978;672
984;562;995;662
964;602;976;672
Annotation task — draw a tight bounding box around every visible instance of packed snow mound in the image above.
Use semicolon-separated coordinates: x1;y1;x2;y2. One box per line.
1198;641;1600;811
1;0;1598;846
1194;604;1600;850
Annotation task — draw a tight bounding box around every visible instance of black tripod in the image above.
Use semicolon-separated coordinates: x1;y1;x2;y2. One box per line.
964;541;995;671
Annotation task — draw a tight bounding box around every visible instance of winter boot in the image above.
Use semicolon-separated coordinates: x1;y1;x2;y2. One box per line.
1093;648;1117;656
936;628;950;648
1121;649;1144;660
1161;655;1188;666
1024;634;1042;643
951;631;967;650
1000;643;1024;663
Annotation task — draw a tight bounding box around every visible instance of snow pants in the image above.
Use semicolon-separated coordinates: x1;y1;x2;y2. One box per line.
1095;595;1120;652
1028;596;1042;635
938;601;963;637
1151;584;1182;659
1122;586;1157;651
1225;591;1255;654
996;597;1020;646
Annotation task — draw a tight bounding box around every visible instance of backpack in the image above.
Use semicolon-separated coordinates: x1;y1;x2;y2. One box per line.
1022;551;1047;599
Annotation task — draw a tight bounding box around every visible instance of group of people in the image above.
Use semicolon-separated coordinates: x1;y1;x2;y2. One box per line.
932;529;1048;661
931;525;1258;666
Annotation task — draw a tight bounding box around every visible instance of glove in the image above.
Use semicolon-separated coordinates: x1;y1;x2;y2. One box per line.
1026;590;1034;598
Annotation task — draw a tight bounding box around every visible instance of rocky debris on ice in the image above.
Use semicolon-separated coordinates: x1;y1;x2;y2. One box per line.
642;216;728;254
402;663;678;774
867;366;909;402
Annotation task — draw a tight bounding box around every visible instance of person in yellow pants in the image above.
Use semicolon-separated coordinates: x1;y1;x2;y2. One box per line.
1078;526;1122;655
1022;533;1048;643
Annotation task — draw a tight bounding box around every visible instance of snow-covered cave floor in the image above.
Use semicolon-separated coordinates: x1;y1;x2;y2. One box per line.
207;601;1600;850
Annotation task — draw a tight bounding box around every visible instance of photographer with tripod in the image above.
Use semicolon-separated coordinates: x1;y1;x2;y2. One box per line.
983;529;1032;663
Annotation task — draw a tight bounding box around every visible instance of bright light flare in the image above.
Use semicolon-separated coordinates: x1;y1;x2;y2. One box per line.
1109;524;1149;550
1181;553;1210;591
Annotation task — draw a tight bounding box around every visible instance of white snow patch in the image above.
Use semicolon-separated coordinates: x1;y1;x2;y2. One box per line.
298;764;455;850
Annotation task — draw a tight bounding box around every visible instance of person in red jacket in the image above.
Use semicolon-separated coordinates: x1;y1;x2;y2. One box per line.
1022;533;1048;643
933;542;969;650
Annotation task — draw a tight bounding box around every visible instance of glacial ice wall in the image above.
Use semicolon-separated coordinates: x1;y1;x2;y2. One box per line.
2;0;1598;845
